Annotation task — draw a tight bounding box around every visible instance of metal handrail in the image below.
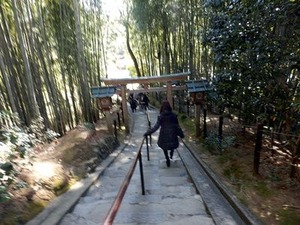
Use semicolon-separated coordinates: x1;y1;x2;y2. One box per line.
145;108;152;160
102;137;146;225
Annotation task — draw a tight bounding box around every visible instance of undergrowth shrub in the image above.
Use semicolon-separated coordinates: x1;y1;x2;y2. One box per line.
203;132;236;154
0;111;59;203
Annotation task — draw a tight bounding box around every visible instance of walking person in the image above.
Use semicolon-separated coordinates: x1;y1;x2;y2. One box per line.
142;94;149;110
144;100;184;167
128;93;137;112
140;93;149;111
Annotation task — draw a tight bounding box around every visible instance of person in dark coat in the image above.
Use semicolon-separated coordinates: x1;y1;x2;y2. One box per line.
144;100;184;167
128;94;137;112
142;94;149;110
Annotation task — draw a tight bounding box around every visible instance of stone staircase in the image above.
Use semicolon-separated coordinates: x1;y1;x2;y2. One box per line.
58;111;215;225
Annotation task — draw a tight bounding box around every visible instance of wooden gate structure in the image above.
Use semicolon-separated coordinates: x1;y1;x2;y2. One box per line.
103;72;190;133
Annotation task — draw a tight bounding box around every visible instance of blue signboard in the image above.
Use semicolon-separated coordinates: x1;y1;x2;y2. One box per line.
91;86;117;98
185;80;213;93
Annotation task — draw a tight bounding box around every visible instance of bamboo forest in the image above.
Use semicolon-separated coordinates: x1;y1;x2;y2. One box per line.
0;0;299;224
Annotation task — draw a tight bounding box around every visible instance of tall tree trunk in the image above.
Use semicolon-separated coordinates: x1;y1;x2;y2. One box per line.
0;5;27;123
23;0;50;131
37;1;64;134
0;28;17;114
162;13;170;74
100;24;108;79
0;50;18;114
12;0;40;124
73;0;92;122
125;24;141;77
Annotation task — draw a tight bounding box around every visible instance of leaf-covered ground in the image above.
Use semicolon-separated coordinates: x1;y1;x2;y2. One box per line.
0;119;122;225
189;114;300;225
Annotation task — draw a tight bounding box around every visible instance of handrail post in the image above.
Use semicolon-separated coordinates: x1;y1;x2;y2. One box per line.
138;151;146;195
146;135;150;161
146;108;152;146
148;114;152;146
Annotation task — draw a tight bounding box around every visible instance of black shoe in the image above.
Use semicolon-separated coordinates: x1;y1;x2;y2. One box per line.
166;159;170;167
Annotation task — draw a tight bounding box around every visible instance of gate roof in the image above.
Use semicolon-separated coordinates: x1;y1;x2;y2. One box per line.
102;72;190;85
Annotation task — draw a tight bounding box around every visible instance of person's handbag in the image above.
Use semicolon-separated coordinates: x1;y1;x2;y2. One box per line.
177;125;185;138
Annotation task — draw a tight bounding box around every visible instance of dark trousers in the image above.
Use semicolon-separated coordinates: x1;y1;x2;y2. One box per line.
163;149;174;160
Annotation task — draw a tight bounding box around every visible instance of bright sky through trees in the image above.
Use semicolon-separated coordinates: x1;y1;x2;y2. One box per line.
102;0;124;19
101;0;131;79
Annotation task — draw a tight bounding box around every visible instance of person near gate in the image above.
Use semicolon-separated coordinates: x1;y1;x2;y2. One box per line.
144;100;184;167
140;93;149;110
128;93;137;112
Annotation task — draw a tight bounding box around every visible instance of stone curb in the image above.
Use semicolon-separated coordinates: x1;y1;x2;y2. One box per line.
181;139;263;225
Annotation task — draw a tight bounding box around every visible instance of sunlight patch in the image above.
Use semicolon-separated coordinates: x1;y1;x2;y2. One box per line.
33;162;57;179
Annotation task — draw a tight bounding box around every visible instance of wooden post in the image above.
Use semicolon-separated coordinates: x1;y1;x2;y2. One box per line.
271;128;275;156
290;136;300;178
218;115;223;153
117;112;121;129
203;107;207;138
218;115;223;138
166;81;173;106
114;120;117;139
104;111;113;135
195;104;201;137
186;98;190;117
120;85;129;134
254;123;263;175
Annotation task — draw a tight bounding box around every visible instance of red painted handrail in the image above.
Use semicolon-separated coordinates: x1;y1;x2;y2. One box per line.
102;137;146;225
